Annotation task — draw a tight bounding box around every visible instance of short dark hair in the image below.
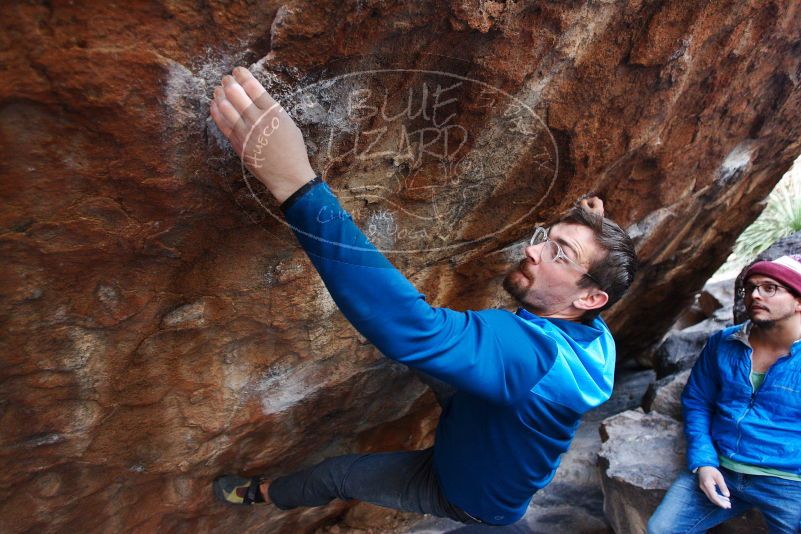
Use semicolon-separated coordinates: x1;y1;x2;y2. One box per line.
556;206;638;320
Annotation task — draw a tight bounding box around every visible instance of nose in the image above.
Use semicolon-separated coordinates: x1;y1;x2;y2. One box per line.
523;242;542;263
745;286;762;301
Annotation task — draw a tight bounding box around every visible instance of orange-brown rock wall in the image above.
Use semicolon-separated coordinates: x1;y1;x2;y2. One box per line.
2;1;800;532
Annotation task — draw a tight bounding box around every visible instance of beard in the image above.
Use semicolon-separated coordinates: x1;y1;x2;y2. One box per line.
752;318;776;329
748;306;796;329
502;270;529;306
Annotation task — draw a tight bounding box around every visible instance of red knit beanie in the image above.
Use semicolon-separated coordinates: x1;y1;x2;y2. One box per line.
744;254;801;296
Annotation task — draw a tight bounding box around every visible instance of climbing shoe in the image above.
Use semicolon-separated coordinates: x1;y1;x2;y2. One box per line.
213;474;267;505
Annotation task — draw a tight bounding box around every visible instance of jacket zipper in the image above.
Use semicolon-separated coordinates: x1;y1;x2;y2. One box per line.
733;348;755;455
734;349;788;454
729;327;799;460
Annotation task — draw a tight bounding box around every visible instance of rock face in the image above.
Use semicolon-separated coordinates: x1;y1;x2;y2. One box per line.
653;276;735;376
643;368;691;420
599;409;687;534
672;277;736;332
653;320;722;376
2;1;801;533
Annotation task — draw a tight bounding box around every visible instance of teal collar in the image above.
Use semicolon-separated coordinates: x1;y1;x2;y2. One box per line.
515;308;604;343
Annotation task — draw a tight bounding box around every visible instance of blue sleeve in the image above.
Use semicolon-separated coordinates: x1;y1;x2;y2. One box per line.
680;332;722;471
282;180;553;405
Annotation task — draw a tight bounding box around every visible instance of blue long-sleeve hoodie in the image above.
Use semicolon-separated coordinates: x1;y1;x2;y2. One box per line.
282;179;616;525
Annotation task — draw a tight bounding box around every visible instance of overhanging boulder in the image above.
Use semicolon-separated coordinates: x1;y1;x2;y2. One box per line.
2;1;801;532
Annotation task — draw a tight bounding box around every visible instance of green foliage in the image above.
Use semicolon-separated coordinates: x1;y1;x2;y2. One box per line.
733;168;801;258
716;162;801;278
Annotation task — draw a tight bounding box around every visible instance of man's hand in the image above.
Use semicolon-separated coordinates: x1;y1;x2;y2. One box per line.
697;466;731;509
209;66;316;203
579;196;604;217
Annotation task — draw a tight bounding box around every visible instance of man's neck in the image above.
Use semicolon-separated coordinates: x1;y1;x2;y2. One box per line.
749;315;801;354
522;305;582;322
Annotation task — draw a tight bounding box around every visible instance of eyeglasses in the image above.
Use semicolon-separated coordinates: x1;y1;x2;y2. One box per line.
529;227;602;288
739;282;788;299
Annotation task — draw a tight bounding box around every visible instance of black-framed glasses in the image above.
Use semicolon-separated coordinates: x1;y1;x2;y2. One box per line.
739;282;788;299
529;227;603;288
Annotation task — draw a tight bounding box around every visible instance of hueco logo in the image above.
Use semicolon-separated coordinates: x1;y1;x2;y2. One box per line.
240;64;558;254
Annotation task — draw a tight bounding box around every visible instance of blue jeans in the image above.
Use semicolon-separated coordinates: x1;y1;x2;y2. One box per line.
647;467;801;533
267;372;483;524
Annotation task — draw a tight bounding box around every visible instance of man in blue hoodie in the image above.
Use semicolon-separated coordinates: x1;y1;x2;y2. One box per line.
649;255;801;534
209;67;637;526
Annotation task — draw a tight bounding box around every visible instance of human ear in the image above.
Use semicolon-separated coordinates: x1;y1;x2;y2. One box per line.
573;290;609;311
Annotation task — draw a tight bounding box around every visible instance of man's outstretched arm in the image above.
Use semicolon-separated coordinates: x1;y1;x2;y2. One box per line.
209;67;554;404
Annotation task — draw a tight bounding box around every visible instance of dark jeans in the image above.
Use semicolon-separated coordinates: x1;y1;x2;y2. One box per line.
267;372;482;524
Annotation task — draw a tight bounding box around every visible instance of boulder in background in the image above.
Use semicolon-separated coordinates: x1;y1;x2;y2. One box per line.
642;368;691;421
598;409;767;533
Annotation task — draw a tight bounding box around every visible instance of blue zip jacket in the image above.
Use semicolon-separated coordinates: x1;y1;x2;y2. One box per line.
283;180;616;524
681;322;801;474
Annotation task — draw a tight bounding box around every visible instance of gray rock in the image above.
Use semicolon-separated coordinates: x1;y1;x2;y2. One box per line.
655;274;736;377
598;409;686;534
699;277;736;317
733;230;801;324
598;409;768;534
672;276;735;331
654;317;724;378
642;369;691;420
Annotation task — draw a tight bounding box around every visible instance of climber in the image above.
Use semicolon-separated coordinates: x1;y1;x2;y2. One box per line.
208;66;637;526
648;256;801;534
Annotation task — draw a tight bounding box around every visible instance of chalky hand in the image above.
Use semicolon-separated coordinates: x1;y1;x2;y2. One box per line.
209;66;316;203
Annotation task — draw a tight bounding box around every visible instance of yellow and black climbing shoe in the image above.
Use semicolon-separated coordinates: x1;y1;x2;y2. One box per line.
213;474;267;505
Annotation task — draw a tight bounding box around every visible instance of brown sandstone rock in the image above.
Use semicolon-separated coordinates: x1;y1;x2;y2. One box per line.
2;1;801;532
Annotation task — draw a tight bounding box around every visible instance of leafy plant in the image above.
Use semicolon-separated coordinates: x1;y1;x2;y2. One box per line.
715;160;801;278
